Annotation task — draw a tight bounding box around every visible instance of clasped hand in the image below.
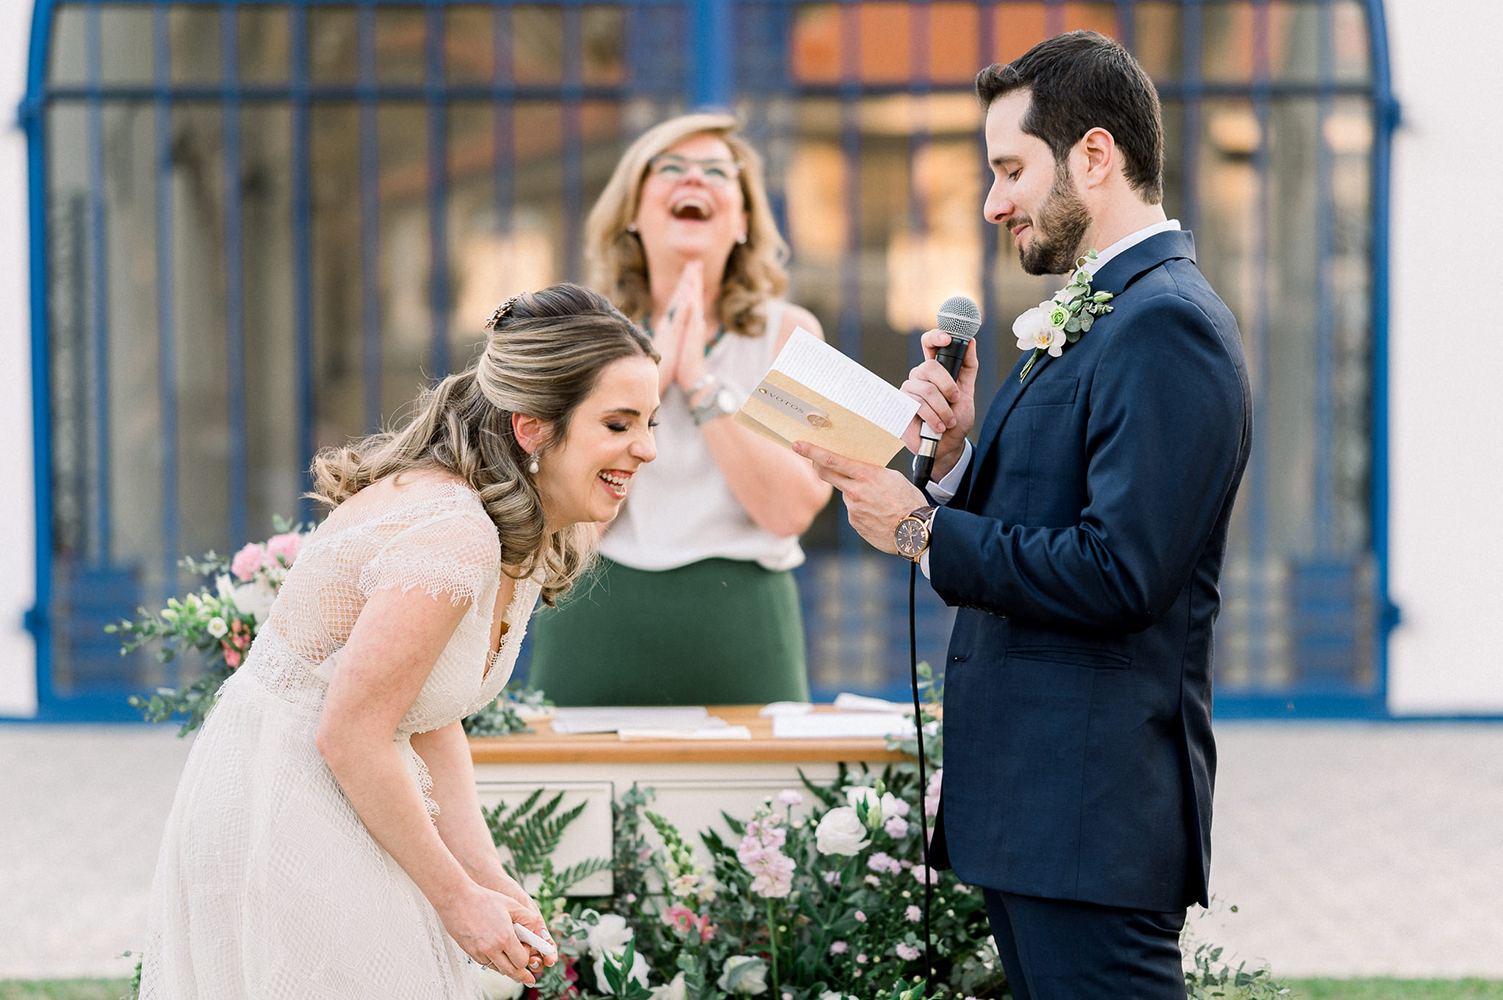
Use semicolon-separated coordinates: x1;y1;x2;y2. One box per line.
443;880;556;985
654;260;716;394
795;329;978;554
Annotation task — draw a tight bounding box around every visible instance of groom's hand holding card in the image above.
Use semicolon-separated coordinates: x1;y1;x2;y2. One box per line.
735;327;920;467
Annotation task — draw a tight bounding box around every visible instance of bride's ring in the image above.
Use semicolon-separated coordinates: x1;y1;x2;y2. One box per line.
480;957;497;971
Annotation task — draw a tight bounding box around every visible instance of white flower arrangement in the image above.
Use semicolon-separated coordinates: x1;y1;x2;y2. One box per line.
1013;250;1115;382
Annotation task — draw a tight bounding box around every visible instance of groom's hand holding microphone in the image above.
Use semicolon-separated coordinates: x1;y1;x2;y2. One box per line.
795;296;981;555
903;296;981;488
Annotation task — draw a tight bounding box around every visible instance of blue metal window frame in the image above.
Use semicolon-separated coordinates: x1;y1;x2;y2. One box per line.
18;0;1400;721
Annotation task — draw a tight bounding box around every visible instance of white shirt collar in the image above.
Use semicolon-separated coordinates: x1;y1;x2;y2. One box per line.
1083;219;1182;275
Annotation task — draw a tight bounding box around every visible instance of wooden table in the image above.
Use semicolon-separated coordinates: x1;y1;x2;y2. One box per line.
468;705;907;894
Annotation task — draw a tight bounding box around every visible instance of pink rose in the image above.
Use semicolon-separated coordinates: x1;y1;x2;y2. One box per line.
829;941;848;955
896;943;920;961
230;543;267;582
905;905;922;922
266;532;302;566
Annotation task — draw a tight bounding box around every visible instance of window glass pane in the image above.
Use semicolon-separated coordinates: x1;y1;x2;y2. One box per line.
308;102;362;448
1203;1;1253;83
376;103;432;414
991;2;1047;67
858;3;911;84
1061;2;1118;38
238;104;300;534
513;6;563;85
582;6;627;85
446;6;493;84
926;3;980;84
308;7;357;85
170;6;221;85
1133;2;1182;81
1270;1;1320;83
100;6;155;85
375;6;427;85
49;4;87;87
169;105;231;560
1333;0;1371;84
239;6;289;85
1328;95;1373;557
791;4;839;84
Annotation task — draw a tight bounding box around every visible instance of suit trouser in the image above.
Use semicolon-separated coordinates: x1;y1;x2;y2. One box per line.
982;888;1188;1000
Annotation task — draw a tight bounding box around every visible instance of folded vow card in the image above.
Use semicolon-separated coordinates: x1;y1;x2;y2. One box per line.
736;328;920;467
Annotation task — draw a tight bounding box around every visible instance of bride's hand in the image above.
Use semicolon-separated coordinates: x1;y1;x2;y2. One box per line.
439;883;538;984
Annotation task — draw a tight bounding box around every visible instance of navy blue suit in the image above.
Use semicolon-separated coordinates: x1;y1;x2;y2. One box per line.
928;230;1251;924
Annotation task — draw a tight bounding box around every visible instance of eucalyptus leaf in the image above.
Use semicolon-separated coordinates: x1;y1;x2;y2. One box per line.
1065;316;1082;333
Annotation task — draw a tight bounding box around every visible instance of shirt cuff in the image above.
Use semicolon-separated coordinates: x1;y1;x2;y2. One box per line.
920;547;932;580
924;439;972;506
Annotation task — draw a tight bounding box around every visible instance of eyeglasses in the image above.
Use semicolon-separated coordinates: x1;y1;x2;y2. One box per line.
646;153;743;186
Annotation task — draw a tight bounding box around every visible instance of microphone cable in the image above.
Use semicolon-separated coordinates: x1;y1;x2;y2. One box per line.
908;559;935;994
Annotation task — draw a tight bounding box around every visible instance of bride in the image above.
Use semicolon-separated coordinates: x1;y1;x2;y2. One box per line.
141;284;660;997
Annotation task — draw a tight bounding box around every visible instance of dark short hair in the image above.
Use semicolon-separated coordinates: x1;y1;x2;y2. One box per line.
976;31;1164;204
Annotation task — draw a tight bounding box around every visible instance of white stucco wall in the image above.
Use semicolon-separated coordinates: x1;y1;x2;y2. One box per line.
1385;0;1503;714
0;0;36;716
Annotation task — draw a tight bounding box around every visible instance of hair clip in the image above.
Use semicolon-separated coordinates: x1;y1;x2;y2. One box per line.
485;292;524;331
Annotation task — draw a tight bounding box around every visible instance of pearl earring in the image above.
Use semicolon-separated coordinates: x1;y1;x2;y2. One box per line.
528;456;539;474
736;233;748;245
626;222;638;234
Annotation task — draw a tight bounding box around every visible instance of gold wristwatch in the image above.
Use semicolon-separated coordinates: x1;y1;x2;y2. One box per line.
894;506;937;561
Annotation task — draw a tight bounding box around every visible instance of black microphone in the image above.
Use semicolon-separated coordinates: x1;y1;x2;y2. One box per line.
912;295;982;490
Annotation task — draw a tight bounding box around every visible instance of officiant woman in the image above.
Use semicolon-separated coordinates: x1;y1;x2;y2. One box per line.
528;114;830;706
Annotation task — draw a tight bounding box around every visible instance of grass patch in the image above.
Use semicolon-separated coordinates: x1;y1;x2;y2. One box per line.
1289;982;1503;1000
0;983;132;1000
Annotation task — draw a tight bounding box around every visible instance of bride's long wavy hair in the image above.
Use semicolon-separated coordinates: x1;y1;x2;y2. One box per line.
308;283;657;605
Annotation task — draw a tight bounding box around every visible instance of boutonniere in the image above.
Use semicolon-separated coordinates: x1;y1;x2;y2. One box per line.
1012;250;1115;382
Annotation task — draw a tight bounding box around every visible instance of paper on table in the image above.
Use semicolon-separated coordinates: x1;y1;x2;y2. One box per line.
618;726;753;741
832;692;911;714
734;328;920;467
551;706;712;735
772;713;916;740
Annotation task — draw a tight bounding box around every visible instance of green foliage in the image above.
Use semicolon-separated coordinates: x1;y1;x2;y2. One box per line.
484;790;611;901
461;683;552;738
1183;940;1292;999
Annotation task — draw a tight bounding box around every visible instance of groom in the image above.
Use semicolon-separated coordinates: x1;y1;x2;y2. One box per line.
796;31;1252;999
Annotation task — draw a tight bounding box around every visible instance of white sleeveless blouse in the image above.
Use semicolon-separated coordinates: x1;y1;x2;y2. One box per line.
600;299;805;573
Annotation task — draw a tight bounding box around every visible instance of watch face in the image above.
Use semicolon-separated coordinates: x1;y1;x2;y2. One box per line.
895;517;927;558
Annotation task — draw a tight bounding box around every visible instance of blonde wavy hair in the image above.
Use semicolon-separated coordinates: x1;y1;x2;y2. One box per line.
308;283;658;606
584;113;790;339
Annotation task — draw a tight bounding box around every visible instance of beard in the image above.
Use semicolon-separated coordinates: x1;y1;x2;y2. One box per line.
1015;163;1092;276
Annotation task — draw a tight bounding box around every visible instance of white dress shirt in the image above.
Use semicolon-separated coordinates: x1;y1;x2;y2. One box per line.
917;220;1181;577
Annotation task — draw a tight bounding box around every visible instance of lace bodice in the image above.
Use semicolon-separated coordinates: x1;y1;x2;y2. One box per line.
241;478;538;734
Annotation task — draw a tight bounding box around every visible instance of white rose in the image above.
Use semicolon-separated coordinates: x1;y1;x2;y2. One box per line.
1012;306;1048;350
230;581;276;625
594;949;649;995
650;971;689;1000
585;913;634;958
815;806;871;856
717;955;769;995
476;966;526;1000
880;792;910;818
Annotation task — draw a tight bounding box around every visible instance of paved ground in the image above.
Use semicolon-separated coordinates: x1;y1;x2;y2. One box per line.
2;721;1501;980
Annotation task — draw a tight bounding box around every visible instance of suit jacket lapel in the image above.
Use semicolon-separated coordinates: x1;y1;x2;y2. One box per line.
968;230;1198;480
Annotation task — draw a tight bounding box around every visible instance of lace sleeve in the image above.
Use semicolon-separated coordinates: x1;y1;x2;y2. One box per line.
357;509;501;607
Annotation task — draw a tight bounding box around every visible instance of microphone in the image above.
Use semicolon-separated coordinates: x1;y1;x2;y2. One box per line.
912;295;982;490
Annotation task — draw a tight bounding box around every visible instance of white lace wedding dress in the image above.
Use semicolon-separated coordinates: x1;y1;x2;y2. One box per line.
141;479;540;999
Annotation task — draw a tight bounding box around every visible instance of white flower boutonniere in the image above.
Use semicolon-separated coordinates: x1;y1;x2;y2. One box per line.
1013;250;1115;382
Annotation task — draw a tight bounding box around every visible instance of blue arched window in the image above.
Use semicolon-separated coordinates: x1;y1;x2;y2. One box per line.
23;0;1396;718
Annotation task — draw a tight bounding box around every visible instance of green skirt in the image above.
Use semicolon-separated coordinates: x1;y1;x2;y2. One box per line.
527;556;810;707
